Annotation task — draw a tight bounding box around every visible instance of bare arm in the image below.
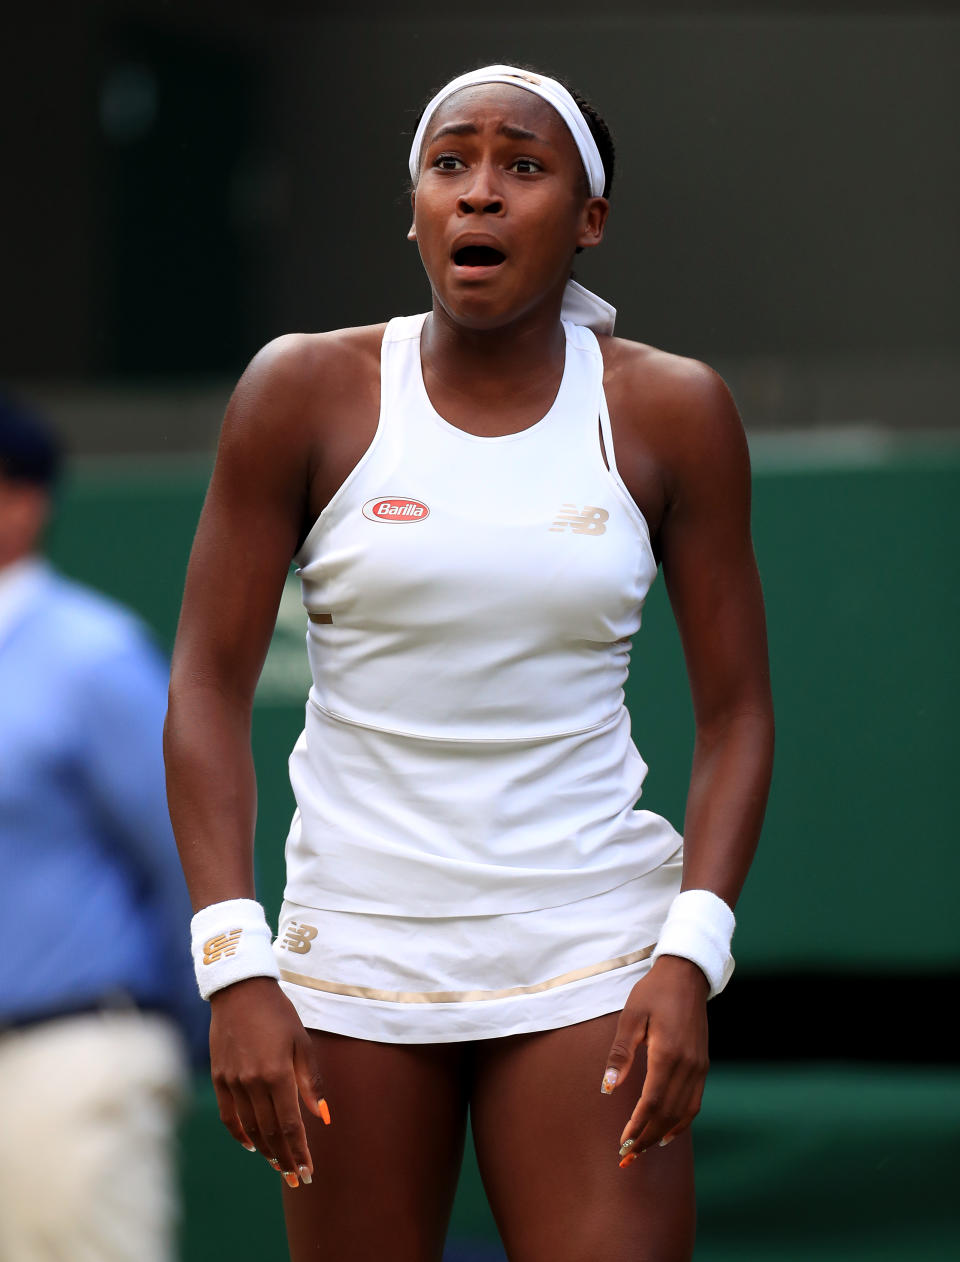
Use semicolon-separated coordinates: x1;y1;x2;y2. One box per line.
604;357;774;1161
164;333;334;1186
659;365;774;904
164;335;318;907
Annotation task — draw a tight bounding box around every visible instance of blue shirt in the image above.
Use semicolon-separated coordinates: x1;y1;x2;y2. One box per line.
0;560;206;1052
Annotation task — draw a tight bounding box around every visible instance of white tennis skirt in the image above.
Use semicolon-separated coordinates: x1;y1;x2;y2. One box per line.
274;843;683;1043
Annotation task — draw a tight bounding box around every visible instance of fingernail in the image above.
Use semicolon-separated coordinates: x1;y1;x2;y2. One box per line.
601;1067;619;1095
267;1157;280;1170
659;1135;675;1148
283;1171;300;1189
619;1153;638;1169
318;1098;331;1125
298;1165;312;1186
242;1142;256;1152
618;1137;635;1158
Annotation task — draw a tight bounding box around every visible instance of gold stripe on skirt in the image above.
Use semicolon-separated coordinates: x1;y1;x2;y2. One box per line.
279;943;655;1004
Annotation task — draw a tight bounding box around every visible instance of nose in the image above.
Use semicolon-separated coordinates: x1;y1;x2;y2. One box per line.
456;161;504;216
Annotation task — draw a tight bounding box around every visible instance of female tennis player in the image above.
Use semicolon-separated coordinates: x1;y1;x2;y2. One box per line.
165;64;773;1261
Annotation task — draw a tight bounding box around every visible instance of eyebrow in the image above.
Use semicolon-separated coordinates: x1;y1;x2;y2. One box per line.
427;121;551;146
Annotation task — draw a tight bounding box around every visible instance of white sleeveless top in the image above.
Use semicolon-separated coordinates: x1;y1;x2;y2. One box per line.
283;313;681;918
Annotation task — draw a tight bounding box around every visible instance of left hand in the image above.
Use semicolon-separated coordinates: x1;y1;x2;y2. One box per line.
601;955;710;1162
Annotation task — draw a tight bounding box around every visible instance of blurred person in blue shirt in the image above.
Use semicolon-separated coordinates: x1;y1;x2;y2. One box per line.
0;392;206;1261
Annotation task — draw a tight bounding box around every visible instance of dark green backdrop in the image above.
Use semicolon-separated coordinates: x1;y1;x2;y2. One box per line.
50;448;960;969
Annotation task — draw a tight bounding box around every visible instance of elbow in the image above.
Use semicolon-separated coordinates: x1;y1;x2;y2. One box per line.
163;665;254;766
694;696;775;759
167;655;257;713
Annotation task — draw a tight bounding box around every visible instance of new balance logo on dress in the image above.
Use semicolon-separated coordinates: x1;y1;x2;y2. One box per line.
363;497;431;522
281;922;318;954
202;929;242;964
550;504;609;535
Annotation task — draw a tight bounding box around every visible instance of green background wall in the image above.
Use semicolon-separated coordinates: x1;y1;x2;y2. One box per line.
49;447;960;971
46;447;959;1259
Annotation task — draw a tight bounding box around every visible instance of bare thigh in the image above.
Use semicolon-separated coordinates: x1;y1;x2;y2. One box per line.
472;1012;696;1262
283;1031;470;1262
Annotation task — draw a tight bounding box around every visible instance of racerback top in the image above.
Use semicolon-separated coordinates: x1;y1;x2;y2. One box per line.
283;314;682;917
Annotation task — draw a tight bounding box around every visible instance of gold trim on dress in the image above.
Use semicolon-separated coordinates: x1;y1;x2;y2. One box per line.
278;944;655;1004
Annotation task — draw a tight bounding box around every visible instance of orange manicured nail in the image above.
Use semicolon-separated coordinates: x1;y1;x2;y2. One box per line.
619;1153;638;1169
317;1098;331;1125
283;1171;299;1188
601;1067;619;1095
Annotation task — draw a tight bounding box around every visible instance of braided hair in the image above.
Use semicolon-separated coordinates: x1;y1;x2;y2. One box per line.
566;85;615;200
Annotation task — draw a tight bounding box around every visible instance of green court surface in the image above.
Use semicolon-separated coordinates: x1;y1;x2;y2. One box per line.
179;1065;960;1260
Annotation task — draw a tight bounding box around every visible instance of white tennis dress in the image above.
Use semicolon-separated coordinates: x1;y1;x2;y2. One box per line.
274;313;683;1041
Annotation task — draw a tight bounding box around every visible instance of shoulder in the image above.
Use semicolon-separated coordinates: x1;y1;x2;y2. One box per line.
52;576;154;652
232;325;385;412
599;336;748;491
247;324;386;385
31;573;162;673
600;337;740;434
217;324;387;460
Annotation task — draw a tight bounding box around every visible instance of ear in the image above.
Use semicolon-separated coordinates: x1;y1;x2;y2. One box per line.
407;189;417;242
575;196;610;251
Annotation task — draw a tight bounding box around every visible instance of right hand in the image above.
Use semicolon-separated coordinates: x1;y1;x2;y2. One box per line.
209;976;329;1188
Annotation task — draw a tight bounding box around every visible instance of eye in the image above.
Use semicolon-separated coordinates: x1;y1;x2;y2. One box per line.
511;157;542;174
433;152;466;172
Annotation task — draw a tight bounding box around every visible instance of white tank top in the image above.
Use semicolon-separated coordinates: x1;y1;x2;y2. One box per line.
283;313;682;917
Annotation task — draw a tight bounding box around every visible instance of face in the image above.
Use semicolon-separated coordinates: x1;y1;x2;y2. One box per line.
0;473;49;569
409;84;608;330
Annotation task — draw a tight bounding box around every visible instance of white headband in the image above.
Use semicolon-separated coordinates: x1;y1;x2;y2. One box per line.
409;64;607;199
408;64;616;336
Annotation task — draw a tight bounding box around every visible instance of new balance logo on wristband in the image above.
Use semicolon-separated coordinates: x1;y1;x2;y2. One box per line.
281;922;318;954
549;504;609;535
202;929;242;964
191;899;280;1000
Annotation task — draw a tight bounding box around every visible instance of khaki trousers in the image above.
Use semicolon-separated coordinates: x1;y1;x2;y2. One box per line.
0;1009;188;1262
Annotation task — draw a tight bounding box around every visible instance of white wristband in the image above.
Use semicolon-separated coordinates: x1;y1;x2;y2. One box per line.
651;889;736;999
190;899;280;1000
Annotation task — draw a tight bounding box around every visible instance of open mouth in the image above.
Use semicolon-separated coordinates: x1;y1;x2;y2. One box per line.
453;245;506;267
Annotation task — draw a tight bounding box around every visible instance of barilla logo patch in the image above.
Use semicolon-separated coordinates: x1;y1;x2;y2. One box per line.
363;497;430;523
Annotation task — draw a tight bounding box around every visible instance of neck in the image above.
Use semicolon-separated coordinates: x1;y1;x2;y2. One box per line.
0;547;39;573
422;294;567;405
